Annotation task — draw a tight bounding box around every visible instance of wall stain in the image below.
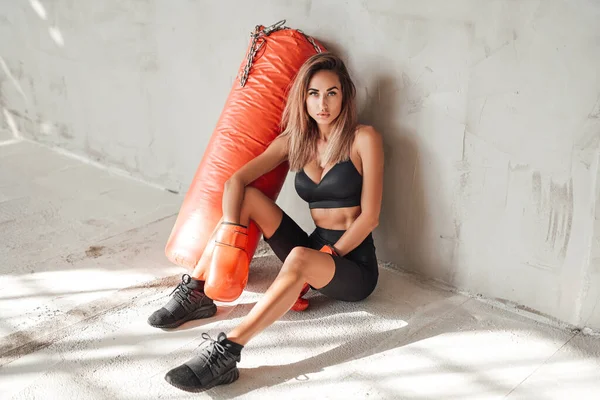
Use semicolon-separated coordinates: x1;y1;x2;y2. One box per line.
589;98;600;119
532;171;542;213
551;178;574;259
507;165;575;270
509;162;530;172
300;0;313;16
5;108;31;122
49;76;67;97
58;123;73;139
139;52;158;72
531;171;574;263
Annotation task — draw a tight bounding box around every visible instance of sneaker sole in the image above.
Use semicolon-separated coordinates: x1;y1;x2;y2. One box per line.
165;366;239;392
147;303;217;329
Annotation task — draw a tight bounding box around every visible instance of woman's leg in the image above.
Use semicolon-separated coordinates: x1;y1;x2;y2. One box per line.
190;186;284;279
195;187;337;344
226;246;335;345
226;228;379;344
148;186;286;329
164;236;337;392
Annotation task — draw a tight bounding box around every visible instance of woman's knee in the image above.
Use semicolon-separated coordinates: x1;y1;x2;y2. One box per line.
241;186;260;209
239;187;258;221
282;246;311;277
240;186;283;237
241;186;276;214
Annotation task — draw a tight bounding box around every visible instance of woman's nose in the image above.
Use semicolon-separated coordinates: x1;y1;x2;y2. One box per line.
319;95;327;109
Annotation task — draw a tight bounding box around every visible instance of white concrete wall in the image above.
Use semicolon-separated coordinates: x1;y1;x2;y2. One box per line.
2;0;600;329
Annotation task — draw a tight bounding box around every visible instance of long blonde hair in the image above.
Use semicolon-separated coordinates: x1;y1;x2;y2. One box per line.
280;53;358;171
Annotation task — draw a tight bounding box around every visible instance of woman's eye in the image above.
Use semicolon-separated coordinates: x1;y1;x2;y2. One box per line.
309;92;318;96
328;92;337;96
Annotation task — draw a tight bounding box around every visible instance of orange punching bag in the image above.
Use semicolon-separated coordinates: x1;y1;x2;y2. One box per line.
165;21;325;300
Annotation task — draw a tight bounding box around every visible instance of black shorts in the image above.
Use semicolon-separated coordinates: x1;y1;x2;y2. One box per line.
264;211;379;302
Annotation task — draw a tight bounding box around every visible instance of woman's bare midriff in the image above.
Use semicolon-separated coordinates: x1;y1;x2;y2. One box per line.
310;205;361;230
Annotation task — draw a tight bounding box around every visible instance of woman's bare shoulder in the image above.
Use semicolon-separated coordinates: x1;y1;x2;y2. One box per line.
355;124;379;135
353;124;382;148
270;134;290;157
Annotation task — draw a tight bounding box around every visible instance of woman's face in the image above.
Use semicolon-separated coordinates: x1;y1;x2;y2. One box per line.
306;70;343;128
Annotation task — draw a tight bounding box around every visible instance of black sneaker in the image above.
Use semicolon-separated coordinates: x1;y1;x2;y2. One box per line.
165;332;241;392
147;274;217;329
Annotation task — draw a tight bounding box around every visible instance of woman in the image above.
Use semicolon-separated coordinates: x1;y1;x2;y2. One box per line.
151;52;384;392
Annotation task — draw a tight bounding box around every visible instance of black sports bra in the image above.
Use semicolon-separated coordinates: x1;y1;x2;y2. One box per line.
295;159;363;209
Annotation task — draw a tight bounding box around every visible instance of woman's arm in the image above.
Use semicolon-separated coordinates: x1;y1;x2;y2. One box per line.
332;126;384;256
222;135;288;224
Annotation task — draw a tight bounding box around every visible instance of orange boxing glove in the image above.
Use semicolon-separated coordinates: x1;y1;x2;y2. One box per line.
204;222;250;302
319;244;339;256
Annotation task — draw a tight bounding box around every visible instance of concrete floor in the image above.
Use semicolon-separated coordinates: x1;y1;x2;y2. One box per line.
2;139;600;400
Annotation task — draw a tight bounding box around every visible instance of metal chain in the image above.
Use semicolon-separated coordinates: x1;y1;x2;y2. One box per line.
239;31;265;87
297;29;323;54
240;20;323;87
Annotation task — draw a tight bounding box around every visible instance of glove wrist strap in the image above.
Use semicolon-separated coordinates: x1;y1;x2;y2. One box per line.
215;223;248;248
